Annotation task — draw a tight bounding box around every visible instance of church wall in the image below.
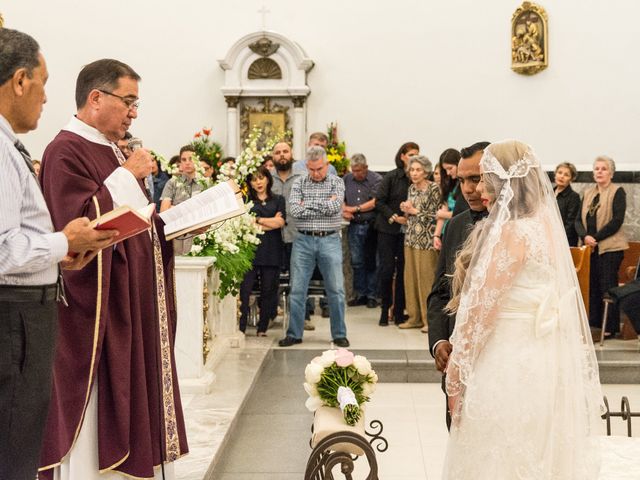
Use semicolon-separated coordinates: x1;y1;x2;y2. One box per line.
4;1;639;234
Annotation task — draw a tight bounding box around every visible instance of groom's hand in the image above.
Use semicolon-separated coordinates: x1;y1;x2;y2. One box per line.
435;341;453;373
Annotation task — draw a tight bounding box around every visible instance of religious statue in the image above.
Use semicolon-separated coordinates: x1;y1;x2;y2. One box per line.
511;2;548;75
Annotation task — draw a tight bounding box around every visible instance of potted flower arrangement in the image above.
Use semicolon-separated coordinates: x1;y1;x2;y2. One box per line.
304;348;378;426
326;122;350;176
191;127;224;179
187;127;286;298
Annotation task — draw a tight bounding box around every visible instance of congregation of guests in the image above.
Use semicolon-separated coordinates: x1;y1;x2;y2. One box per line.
242;141;634;350
118;129;634;345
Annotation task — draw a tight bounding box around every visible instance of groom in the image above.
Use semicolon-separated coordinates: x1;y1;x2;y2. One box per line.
426;141;489;429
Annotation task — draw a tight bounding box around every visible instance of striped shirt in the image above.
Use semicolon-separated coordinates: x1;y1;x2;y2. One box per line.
0;114;67;285
289;173;344;232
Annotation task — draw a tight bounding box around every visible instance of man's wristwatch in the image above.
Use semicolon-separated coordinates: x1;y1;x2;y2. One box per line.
388;214;398;224
356;205;361;213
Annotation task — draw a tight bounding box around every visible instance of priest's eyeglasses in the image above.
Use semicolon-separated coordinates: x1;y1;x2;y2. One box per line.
98;89;140;110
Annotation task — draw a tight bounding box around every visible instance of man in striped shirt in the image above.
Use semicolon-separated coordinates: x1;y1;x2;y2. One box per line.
279;146;350;347
0;29;117;480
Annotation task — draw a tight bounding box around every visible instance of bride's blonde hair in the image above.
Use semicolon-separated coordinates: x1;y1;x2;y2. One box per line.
445;220;485;313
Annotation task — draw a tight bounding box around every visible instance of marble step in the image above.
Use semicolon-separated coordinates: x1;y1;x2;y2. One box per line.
346;349;640;384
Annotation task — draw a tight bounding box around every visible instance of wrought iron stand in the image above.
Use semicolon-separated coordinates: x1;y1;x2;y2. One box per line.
602;395;640;437
304;419;388;480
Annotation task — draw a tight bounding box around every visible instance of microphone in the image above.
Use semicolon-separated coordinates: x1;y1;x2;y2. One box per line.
128;137;143;151
127;137;151;196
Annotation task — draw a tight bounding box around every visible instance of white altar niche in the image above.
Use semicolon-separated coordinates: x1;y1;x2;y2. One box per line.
173;256;244;394
218;30;313;161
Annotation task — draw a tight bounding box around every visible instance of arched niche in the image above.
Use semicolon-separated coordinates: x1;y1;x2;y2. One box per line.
219;31;314;159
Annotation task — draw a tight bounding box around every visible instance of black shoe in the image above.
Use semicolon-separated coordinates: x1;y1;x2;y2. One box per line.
321;306;330;318
394;313;409;324
333;337;350;348
347;296;367;307
379;308;389;326
366;298;378;308
278;336;302;347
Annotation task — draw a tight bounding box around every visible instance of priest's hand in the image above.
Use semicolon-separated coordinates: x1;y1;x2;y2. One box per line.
123;148;154;179
63;217;118;253
61;250;99;270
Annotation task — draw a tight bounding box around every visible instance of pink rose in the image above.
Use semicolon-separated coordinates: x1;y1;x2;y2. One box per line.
335;348;354;367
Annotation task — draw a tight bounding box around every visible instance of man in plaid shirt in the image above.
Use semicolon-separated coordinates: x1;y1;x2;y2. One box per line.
278;146;350;347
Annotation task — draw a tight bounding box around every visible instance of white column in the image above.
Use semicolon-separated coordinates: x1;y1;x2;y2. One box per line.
174;256;216;393
225;96;240;157
292;96;307;161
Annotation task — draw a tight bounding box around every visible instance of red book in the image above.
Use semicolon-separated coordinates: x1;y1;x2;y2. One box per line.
91;204;155;248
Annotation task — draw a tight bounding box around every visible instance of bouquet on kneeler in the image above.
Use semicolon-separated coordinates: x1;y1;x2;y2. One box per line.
304;349;378;426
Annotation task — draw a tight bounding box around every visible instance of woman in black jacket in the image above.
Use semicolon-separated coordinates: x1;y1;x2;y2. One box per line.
374;141;419;326
553;162;581;246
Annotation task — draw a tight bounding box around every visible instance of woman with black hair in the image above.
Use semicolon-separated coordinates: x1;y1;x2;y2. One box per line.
374;141;419;326
239;165;286;335
434;148;460;249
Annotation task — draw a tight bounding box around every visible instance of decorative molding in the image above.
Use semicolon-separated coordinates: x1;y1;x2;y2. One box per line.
225;96;240;108
292;96;306;108
248;37;280;57
219;30;314;73
202;278;210;364
511;2;548;75
248;57;282;79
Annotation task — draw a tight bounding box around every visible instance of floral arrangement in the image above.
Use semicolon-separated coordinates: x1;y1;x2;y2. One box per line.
191;127;224;178
304;349;378;426
190;209;262;298
187;127;286;298
326;122;350;176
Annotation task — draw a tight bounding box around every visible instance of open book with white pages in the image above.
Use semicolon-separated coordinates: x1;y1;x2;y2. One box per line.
159;180;245;240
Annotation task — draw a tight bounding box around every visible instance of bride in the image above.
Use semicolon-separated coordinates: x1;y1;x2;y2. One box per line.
442;140;603;479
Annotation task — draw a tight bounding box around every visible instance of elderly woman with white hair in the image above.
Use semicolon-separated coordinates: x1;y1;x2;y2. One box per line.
576;155;629;338
398;155;440;332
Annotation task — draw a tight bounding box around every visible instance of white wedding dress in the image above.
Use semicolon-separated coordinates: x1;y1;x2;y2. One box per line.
443;218;602;480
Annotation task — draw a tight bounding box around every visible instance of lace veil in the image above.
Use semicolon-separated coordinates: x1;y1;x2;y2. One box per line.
446;140;603;427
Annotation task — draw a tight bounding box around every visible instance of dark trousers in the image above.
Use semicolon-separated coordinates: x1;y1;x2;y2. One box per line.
619;289;640;333
377;231;405;320
239;266;281;333
0;297;57;480
589;249;625;334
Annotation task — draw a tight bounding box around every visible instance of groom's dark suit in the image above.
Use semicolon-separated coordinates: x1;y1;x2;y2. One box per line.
427;208;487;429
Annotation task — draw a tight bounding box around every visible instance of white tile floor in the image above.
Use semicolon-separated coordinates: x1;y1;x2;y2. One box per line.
363;383;640;480
177;305;640;479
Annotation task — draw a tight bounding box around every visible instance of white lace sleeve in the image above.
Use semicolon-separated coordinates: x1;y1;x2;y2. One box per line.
446;222;532;410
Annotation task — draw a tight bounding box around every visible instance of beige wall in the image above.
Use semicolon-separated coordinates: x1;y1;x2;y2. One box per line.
3;0;639;171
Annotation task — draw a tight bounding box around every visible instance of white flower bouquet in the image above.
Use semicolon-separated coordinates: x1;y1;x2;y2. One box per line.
304;349;378;426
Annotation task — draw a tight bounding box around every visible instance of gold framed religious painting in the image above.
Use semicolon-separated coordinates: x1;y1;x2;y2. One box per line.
248;112;286;141
511;2;548;75
240;98;290;149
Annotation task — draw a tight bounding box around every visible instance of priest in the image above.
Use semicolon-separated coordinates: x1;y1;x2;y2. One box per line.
38;59;188;479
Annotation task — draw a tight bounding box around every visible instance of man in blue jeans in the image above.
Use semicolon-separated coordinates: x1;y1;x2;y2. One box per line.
342;153;382;308
279;146;350;347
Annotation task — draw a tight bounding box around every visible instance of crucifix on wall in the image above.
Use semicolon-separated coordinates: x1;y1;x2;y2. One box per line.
258;6;270;30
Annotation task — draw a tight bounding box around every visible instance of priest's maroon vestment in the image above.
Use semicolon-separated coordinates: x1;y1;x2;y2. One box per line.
38;120;188;479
